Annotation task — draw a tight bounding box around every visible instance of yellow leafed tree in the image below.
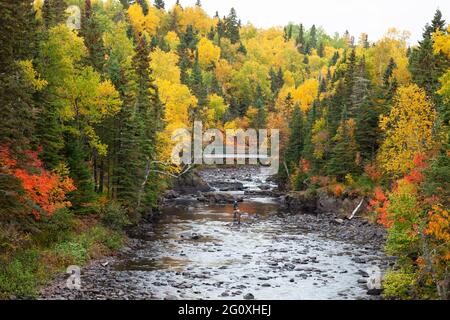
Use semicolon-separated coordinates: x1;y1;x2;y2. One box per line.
378;84;437;176
198;37;221;68
127;3;160;37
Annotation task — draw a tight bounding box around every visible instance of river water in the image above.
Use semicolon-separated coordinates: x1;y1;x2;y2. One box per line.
42;167;388;300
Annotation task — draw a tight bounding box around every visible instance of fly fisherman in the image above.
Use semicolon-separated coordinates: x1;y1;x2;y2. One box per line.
233;200;241;224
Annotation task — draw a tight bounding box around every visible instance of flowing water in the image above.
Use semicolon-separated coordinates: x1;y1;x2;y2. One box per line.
42;168;388;300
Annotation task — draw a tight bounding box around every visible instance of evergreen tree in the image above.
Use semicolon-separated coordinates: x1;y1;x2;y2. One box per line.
302;101;318;171
0;0;37;149
409;9;449;111
208;26;215;41
351;56;380;161
191;57;208;111
65;137;96;213
296;24;305;53
269;67;284;97
309;24;317;50
285;104;305;169
178;25;198;84
343;49;357;113
80;0;106;73
237;42;247;55
224;8;240;44
330;51;340;66
326;107;360;180
254;85;267;129
317;42;324;57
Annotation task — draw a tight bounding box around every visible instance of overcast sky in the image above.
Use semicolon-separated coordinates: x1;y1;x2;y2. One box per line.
162;0;449;45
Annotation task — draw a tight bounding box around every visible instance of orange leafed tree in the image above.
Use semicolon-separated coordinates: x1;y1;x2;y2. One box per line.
0;145;76;219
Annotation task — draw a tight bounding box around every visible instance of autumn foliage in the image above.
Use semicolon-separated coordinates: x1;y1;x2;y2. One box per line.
0;145;75;219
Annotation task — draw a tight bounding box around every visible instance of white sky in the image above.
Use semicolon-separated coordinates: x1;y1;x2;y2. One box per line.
162;0;450;45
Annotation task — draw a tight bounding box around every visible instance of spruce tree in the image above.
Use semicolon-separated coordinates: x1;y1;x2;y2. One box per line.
254;85;267;129
352;56;380;161
65;137;96;213
224;8;240;44
0;0;37;149
344;49;356;112
309;24;317;50
317;42;324;57
191;57;208;108
302;101;318;171
296;24;305;53
409;9;449;112
285;104;305;169
326;107;360;180
80;0;106;73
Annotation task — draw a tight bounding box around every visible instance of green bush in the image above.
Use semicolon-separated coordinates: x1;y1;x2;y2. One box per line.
383;269;417;300
0;250;42;299
54;241;88;265
100;202;131;231
33;209;74;247
354;174;375;194
83;226;124;251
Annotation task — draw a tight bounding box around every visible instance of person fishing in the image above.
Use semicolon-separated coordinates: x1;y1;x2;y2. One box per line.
233;200;241;225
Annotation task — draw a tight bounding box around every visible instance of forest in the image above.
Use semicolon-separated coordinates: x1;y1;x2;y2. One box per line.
0;0;449;300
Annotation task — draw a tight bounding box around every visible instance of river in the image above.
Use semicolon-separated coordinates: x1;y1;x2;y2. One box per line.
41;167;389;300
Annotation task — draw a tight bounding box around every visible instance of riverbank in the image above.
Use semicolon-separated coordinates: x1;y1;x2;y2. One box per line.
40;167;390;300
0;214;126;299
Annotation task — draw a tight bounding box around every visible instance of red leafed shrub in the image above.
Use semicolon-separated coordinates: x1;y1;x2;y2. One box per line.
299;158;310;173
367;187;392;228
0;145;76;219
333;184;344;197
364;163;382;182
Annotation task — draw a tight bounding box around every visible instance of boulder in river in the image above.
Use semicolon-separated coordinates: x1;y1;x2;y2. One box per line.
243;293;255;300
197;192;244;204
209;181;245;191
172;171;212;194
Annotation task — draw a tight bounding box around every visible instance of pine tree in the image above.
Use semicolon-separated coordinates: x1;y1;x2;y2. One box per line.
317;42;324;57
178;25;198;84
42;0;53;29
80;0;105;73
296;24;305;53
330;51;340;66
237;42;247;55
269;67;284;97
65;137;96;213
409;9;449;110
285;104;304;169
382;57;398;100
208;26;215;41
254;85;267;129
326;107;360;180
0;0;37;149
302;101;318;171
309;24;317;50
351;56;380;161
344;49;356;111
224;8;240;44
191;58;208;111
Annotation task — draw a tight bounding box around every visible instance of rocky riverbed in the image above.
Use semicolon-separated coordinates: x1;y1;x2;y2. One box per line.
40;167;391;300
